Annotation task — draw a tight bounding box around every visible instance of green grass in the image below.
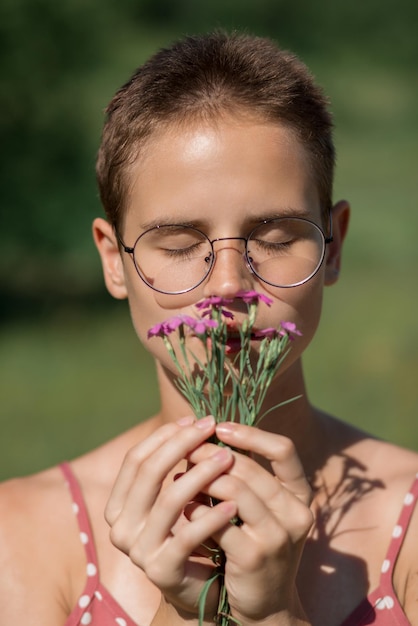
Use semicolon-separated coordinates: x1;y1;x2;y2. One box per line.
0;307;159;478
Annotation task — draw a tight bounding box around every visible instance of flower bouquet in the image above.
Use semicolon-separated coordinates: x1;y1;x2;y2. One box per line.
148;290;301;625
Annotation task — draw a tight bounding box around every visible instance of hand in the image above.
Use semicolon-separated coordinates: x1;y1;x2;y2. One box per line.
104;416;238;621
187;422;313;625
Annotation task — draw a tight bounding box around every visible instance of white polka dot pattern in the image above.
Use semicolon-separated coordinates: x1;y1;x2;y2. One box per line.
80;531;89;544
392;524;403;538
404;492;414;506
78;595;90;609
376;595;395;610
61;462;139;625
87;562;97;577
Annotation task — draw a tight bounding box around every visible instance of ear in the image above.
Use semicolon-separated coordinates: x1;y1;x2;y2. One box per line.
92;218;128;299
324;199;350;286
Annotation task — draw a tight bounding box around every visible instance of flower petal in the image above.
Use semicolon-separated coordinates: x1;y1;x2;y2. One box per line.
147;322;167;338
279;321;302;337
253;327;278;339
236;290;273;306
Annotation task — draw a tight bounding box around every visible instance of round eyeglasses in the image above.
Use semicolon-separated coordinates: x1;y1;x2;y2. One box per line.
117;216;333;295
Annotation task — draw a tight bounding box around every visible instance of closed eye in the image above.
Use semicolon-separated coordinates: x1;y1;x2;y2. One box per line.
161;241;208;260
251;238;295;254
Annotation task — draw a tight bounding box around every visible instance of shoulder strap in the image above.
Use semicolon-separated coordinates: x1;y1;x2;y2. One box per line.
379;473;418;586
60;462;99;583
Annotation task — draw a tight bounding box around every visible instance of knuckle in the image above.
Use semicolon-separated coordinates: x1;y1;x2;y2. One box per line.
109;522;130;554
208;474;239;502
274;436;296;460
124;444;144;467
104;502;116;526
301;506;315;532
143;558;168;586
293;506;314;539
128;542;146;568
157;485;177;509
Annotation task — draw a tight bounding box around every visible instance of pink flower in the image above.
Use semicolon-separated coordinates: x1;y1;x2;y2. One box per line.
147;321;168;338
236;290;273;306
165;316;189;331
253;327;279;339
279;321;302;339
196;296;235;321
191;318;219;334
147;315;191;338
148;315;219;340
195;296;234;310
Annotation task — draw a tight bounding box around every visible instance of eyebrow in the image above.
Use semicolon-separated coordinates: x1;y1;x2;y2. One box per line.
138;207;313;232
139;217;203;231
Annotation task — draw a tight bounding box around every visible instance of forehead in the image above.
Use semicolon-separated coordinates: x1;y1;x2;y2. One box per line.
124;117;320;232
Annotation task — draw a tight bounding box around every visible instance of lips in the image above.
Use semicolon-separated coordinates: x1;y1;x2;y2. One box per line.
225;337;243;354
224;329;260;354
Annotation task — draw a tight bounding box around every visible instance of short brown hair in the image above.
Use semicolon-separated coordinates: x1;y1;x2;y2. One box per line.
96;31;335;230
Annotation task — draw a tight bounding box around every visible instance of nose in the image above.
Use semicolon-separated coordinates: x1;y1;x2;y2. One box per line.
202;239;253;298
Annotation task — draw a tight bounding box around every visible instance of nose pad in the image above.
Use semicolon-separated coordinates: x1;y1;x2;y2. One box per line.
202;244;254;298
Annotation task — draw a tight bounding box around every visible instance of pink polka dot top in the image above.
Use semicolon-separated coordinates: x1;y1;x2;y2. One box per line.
340;473;418;626
61;463;418;626
61;463;137;626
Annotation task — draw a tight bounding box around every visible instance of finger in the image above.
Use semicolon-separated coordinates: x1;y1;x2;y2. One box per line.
129;499;237;574
109;442;233;556
188;437;307;513
106;416;213;525
139;447;234;551
215;423;311;505
199;472;313;543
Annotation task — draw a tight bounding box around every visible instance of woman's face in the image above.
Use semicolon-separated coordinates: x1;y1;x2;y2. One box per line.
96;116;345;378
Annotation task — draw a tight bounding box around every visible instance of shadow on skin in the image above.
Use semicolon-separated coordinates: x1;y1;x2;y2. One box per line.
299;453;385;626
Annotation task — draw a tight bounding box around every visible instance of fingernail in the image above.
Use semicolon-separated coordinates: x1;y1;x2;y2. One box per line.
176;416;195;426
217;500;237;517
216;422;237;434
195;415;215;430
212;446;232;462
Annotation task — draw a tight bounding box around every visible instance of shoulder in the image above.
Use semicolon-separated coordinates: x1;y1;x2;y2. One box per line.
0;467;81;624
353;436;418;528
367;440;418;622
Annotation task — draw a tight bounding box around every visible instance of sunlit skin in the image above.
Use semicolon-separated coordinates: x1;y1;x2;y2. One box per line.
2;114;418;626
91;118;418;625
95;118;347;430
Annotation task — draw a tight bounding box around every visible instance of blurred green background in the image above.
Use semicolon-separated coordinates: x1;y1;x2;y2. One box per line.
1;0;417;479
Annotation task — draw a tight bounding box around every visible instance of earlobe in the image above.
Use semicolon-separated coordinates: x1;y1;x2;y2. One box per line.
324;200;350;286
92;218;128;300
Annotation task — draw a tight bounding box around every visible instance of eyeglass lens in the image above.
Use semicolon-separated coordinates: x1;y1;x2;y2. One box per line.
131;219;326;294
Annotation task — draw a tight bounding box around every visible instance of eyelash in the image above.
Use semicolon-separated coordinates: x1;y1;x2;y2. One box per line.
251;239;294;252
163;242;206;259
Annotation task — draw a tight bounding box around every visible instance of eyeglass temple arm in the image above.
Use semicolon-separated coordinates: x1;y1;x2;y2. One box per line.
325;210;333;244
114;229;134;254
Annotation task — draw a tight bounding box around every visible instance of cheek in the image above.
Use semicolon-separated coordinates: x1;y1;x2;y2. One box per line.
266;275;324;350
124;278;194;373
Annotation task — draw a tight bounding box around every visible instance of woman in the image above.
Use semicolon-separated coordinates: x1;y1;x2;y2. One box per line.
1;31;417;626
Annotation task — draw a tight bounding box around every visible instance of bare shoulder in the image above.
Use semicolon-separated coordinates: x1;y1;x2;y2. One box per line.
383;443;418;623
363;437;418;622
0;466;81;624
